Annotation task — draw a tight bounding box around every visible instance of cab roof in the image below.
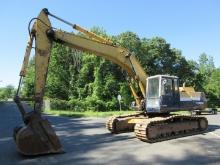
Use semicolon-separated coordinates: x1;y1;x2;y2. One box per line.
147;75;178;79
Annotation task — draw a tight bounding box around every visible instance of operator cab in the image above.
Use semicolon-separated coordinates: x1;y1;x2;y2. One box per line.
146;75;180;113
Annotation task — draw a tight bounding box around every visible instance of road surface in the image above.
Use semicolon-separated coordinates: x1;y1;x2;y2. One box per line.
0;102;220;165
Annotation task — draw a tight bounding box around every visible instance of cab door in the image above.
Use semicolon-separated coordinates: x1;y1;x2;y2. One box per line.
161;78;180;108
173;78;180;106
161;78;174;107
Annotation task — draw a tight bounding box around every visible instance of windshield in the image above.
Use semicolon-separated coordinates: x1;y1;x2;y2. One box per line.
147;77;159;98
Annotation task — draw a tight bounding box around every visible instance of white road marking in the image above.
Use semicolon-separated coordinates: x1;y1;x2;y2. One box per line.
209;132;220;138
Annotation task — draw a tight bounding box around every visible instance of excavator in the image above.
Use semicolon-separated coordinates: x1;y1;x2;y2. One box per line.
14;8;208;156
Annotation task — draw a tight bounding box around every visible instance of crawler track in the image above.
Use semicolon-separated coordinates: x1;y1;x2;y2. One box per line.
106;113;144;134
134;115;208;143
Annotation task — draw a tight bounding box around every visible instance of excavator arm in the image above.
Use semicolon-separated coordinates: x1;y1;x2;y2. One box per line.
14;8;148;155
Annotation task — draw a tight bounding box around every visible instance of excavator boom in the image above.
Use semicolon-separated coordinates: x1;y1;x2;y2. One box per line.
14;8;147;155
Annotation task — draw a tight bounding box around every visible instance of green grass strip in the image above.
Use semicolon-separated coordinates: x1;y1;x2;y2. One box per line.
44;109;136;118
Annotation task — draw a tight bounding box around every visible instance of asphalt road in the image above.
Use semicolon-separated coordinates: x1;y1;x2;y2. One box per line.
0;102;220;165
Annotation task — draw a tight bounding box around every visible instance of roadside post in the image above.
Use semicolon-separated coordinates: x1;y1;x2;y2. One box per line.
117;94;122;111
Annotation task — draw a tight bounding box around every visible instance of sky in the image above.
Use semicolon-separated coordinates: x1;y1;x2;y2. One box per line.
0;0;219;87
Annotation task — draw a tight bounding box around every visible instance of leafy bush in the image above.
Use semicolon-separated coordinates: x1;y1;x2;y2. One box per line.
84;97;107;111
50;95;132;112
69;99;87;111
68;98;78;109
51;97;113;112
50;99;70;110
93;99;107;111
106;98;118;111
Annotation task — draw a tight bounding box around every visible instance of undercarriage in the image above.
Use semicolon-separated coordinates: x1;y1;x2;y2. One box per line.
106;113;208;142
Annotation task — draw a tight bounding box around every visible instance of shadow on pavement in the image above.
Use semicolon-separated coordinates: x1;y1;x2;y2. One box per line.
208;124;220;132
0;102;220;165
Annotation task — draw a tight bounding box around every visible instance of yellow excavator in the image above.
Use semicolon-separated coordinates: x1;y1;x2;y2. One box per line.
14;8;208;156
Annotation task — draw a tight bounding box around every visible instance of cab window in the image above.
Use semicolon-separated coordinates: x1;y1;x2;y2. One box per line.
161;78;173;96
148;77;159;98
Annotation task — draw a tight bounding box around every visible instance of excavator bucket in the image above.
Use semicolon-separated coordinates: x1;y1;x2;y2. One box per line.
13;112;63;156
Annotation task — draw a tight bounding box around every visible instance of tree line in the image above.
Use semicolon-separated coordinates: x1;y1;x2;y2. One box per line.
1;27;219;109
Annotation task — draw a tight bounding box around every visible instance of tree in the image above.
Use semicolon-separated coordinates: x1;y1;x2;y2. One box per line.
46;43;79;100
194;53;215;91
0;85;15;101
22;43;82;100
21;26;205;110
21;58;35;97
204;68;220;107
115;31;142;56
133;37;195;85
198;53;215;75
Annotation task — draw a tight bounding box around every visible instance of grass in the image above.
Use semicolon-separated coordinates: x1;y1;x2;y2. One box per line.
43;109;137;118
